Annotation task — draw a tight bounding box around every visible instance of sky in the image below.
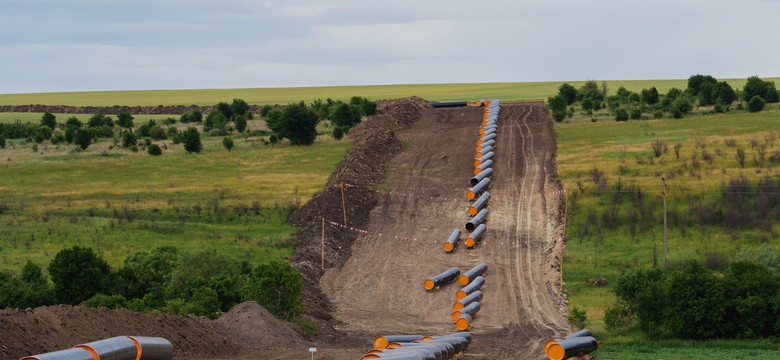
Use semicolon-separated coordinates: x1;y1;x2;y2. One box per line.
1;0;779;94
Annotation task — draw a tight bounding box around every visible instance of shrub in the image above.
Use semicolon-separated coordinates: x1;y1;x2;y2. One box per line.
230;98;250;117
204;111;228;131
48;246;114;305
84;293;127;309
629;106;642;119
331;103;362;130
0;135;5;148
40;113;57;129
180;110;203;123
604;302;633;331
547;94;567;114
215;102;233;119
747;95;766;113
241;261;302;320
166;249;245;313
558;83;578;105
116;112;134;128
349;96;377;116
74;128;92;150
568;306;588;329
332;126;345;140
182;127;202;153
614;108;629;121
122;131;137;148
147;144;162;156
222;137;234;152
641;87;660;104
266;101;319;145
87;113;113;128
118;246;179;300
233;115;248;133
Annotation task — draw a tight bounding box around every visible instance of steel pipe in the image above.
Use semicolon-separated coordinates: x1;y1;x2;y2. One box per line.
468;192;490;216
470;168;493;186
465;209;488;232
424;267;461;290
458;263;487;286
453;290;483;310
75;337;138;360
464;224;486;248
19;348;94;360
466;178;490;200
452;301;481;322
473;159;493;175
430;101;468;108
544;336;598;360
476;139;495;153
473;151;494;168
374;335;425;349
543;329;595;355
455;314;472;331
477;145;493;155
480;127;496;137
128;336;173;360
476;133;496;145
442;229;460;252
456;275;485;300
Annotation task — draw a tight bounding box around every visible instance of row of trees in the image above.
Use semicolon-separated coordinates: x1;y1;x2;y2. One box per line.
265;96;376;145
607;260;779;339
0;246;303;320
547;75;779;122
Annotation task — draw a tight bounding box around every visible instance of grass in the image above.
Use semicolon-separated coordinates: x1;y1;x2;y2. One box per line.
596;330;780;360
1;78;778;106
0;130;351;271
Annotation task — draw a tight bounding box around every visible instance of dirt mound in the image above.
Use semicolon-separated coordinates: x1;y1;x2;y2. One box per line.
0;305;239;360
0;104;268;115
215;301;305;351
289;96;429;321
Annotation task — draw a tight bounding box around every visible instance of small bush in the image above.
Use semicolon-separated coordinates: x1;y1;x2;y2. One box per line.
147;144;162;156
604;302;633;331
84;293;127;309
222;137;234;152
747;95;766;113
568;306;588;329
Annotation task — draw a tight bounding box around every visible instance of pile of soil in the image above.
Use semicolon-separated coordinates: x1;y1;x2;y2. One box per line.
288;96;429;320
214;301;305;351
0;104;269;115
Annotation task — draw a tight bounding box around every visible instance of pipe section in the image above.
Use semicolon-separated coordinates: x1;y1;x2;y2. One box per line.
424;267;461;290
465;209;488;232
468;192;490;216
477;133;496;145
477;145;493;155
464;224;486;248
20;337;173;360
456;275;485;300
19;348;94;360
458;263;488;286
442;229;460;252
473;152;494;167
544;336;598;360
466;178;490;200
75;337;139;360
455;314;472;331
476;139;495;153
451;301;481;322
374;335;425;349
470;168;493;186
430;101;468;108
453;290;483;311
473;160;493;175
128;336;173;360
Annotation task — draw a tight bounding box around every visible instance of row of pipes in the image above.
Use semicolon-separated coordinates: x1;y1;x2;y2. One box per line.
363;99;500;359
20;336;173;360
544;329;598;360
362;332;473;360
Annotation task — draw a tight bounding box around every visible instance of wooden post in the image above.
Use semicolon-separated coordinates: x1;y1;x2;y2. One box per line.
561;189;568;293
321;217;325;270
662;177;668;268
340;183;348;227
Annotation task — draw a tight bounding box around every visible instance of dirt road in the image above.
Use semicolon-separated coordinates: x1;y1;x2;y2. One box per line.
320;102;569;357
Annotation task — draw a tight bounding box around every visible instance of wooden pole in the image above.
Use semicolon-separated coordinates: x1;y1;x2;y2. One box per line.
340;183;348;227
561;189;568;293
662;177;668;268
321;217;325;270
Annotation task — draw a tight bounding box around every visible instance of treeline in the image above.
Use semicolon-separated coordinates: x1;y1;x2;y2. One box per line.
0;246;303;320
548;75;779;122
607;259;780;339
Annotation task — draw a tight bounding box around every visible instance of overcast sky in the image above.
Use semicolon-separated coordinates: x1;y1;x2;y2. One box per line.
1;0;778;94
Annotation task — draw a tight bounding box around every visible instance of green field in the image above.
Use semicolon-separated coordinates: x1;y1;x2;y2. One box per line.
1;78;778;106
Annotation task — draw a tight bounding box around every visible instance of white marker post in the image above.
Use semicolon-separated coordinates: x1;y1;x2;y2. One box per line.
309;347;317;360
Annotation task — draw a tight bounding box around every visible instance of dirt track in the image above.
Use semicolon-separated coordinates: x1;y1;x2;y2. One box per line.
320;103;569;357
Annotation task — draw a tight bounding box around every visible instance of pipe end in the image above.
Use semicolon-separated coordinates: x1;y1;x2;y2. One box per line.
465;238;475;248
455;317;470;331
458;275;469;286
545;342;565;360
455;290;467;300
443;242;454;252
424;279;435;290
466;191;476;200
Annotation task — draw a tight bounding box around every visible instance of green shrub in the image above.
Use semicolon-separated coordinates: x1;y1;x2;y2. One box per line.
147;144;162;156
48;246;114;305
558;83;578;105
84;293;127;309
604;302;633;332
747;95;766;113
182;127;202;153
222;137;234;152
615;108;629;121
266;101;319;145
241;261;302;320
40;113;57;129
568;306;588;330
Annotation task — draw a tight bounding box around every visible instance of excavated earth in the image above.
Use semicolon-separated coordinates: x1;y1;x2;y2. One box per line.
0;99;569;359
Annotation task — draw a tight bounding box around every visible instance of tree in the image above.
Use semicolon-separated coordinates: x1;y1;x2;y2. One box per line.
40;113;57;129
0;135;5;149
74;128;92;150
222;137;234;152
558;83;578;105
18;261;53;307
215;102;233;119
717;81;737;104
118;246;179;302
122;130;137;148
64;117;82;143
230;98;250;118
722;261;779;338
641;87;659;105
330;103;362;130
233;115;248;133
116;112;134;128
147;144;162;156
241;261;302;319
664;263;728;339
687;74;718;97
180;110;203;123
182;127;202;153
33;125;52;143
349;96;377;116
747;95;766;113
743;75;778;103
48;246;114;305
166;249;245;312
266;101;320;145
614;108;629;121
87;113;113;128
204;111;228;131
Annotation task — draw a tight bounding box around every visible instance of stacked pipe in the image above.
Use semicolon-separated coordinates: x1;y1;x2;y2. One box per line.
465;99;500;249
450;263;488;331
424;267;461;290
544;329;598;360
364;332;472;359
20;336;173;360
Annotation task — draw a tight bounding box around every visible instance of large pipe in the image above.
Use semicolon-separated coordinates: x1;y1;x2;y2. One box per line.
543;329;595;354
464;224;486;248
374;335;425;349
458;263;487;286
386;344;440;360
466;178;490;200
468;192;490;216
476;139;495;153
477;145;493;155
424;267;461;290
452;301;481;322
19;348;94;360
544;336;598;360
455;314;472;331
456;275;485;299
480;127;496;137
473;160;493;176
465;209;488;232
476;133;496;146
75;337;138;360
430;101;468;108
473;152;494;168
470;168;493;186
128;336;173;360
453;290;483;311
442;229;460;252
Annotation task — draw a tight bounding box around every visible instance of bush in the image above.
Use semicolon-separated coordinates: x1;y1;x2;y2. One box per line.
87;113;113;128
147;144;162;156
74;128;92;150
547;94;567;114
48;246;114;305
743;75;779;103
641;87;660;105
558;83;578;105
233;115;248;133
629;107;642;120
84;293;127;309
266;101;320;145
230;98;250;118
604;302;633;331
215;102;233;119
568;306;588;330
614;108;629;121
117;246;179;300
0;135;5;148
747;95;766;113
551;110;566;122
40;113;57;129
182;127;202;153
349;96;377;116
122;130;137;148
222;137;234;152
116;112;134;128
180;110;203;123
331;103;362;130
241;261;302;320
165;249;245;313
204;111;228;131
332;126;345;140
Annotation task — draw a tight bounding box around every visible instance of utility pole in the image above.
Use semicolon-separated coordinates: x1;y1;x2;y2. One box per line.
662;177;668;268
